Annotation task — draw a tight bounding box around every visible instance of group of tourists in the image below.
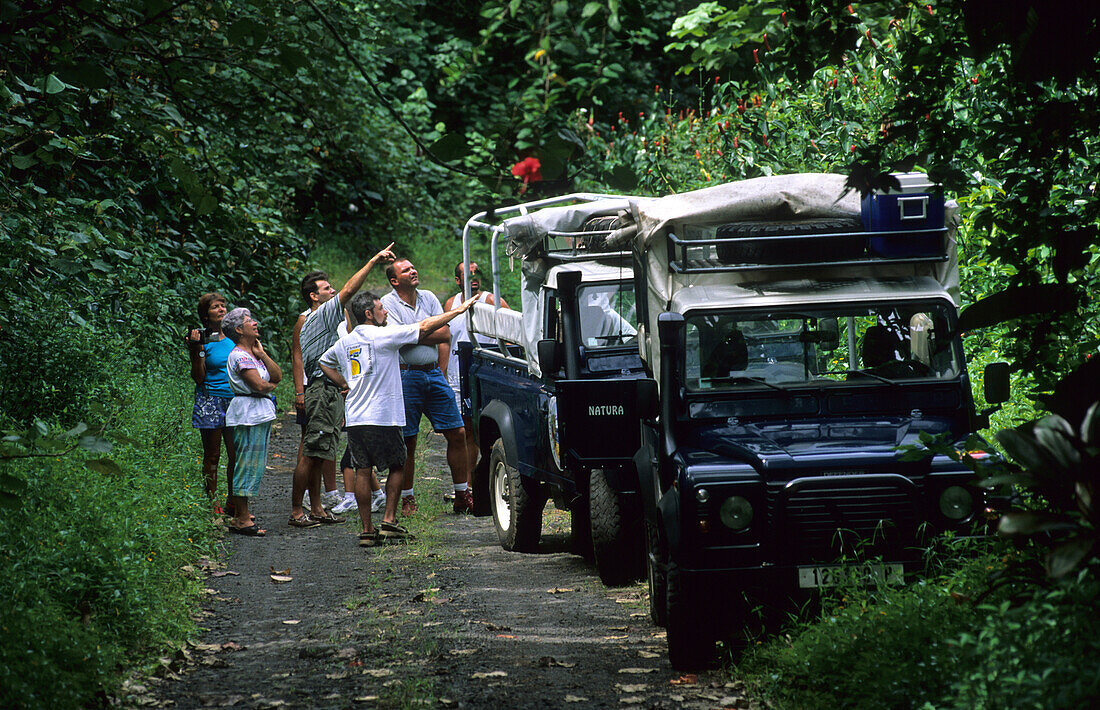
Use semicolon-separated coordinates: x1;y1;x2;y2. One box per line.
186;245;502;546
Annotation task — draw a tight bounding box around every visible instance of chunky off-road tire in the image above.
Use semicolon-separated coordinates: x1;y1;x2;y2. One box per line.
714;217;864;264
589;469;645;586
489;439;545;552
646;520;668;627
666;561;715;670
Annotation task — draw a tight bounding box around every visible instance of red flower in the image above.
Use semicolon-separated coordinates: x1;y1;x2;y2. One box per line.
781;11;788;27
753;48;759;64
510;157;542;194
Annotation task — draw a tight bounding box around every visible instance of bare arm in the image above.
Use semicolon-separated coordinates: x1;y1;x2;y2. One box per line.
418;297;477;344
421;326;450;346
337;242;396;305
240;368;277;395
319;363;348;393
438;340;451;375
251;340;282;386
187;329;205;385
290;314;306;410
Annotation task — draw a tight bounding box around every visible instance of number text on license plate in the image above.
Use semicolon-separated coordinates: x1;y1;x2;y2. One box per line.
797;563;904;589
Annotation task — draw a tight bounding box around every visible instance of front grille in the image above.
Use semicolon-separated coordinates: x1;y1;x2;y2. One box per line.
769;477;919;565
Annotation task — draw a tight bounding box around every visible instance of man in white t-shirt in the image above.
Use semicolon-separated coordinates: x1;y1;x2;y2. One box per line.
320;290;477;543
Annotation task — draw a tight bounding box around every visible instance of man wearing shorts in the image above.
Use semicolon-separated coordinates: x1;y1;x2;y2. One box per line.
291;243;394;528
380;258;473;515
319;290;477;543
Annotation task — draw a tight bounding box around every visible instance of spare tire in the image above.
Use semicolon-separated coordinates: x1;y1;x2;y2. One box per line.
714;216;864;264
580;214;627;252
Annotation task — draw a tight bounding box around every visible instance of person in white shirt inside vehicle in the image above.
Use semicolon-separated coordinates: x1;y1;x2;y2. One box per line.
442;261;507;497
319;289;477;544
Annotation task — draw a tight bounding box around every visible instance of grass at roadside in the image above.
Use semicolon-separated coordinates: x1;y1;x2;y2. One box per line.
733;539;1100;709
0;361;222;708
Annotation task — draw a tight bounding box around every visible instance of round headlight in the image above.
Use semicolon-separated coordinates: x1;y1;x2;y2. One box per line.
720;496;754;530
939;485;973;520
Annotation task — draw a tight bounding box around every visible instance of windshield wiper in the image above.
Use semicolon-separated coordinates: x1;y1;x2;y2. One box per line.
842;370;900;386
708;375;788;392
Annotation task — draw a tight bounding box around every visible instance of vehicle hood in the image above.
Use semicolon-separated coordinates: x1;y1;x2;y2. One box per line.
681;416;955;472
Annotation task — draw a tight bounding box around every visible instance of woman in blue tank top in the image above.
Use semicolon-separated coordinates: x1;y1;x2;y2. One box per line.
187;292;237;512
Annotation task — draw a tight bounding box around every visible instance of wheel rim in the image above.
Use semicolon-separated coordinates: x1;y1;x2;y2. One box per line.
492;460;511;533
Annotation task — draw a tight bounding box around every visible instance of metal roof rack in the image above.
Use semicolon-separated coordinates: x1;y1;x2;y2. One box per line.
666;227;948;274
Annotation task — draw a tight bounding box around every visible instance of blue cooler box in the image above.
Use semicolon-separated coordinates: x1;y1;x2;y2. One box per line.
861;173;945;257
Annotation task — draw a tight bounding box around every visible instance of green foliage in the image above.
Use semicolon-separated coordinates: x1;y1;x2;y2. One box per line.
738;540;1002;709
738;544;1100;709
0;363;219;708
946;568;1100;709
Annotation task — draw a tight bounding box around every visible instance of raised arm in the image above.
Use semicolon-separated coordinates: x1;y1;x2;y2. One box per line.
337;242;396;305
187;329;206;385
418;296;478;344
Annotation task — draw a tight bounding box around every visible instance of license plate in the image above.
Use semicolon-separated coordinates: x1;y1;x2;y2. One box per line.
797;563;904;589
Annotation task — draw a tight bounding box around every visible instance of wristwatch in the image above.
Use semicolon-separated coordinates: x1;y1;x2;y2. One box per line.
198;351;206;358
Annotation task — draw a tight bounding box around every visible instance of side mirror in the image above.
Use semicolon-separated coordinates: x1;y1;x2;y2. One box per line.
537;339;561;375
984;362;1010;404
636;378;658;421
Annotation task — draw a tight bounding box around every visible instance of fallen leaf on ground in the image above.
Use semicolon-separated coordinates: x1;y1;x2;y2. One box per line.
282;619;300;625
495;634;516;639
617;684;648;693
618;667;658;674
270;574;293;584
210;570;239;577
471;671;507;679
603;635;628;640
547;587;579;594
362;669;393;678
449;649;476;656
538;657;576;668
270;567;290;575
221;642;241;651
353;697;378;703
564;695;588;703
637;650;660;659
670;674;698;685
619;698;644;705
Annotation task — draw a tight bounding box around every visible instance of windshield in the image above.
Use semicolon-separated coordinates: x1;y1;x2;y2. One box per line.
578;282;637;348
684;302;962;391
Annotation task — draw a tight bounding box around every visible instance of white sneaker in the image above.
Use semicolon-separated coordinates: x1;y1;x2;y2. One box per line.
371;493;386;513
321;489;342;508
332;493;358;514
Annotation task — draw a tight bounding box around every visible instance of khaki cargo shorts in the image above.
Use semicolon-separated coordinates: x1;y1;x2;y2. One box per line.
302;379;343;460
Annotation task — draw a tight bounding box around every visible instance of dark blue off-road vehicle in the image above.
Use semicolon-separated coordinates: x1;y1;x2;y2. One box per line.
624;173;1009;668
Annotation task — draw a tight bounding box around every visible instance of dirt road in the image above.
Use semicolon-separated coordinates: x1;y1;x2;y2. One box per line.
138;416;753;709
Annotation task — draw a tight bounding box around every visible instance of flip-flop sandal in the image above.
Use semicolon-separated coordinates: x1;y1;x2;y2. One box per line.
358;531;379;547
378;522;415;540
229;524;266;536
314;511;345;525
288;515;321;528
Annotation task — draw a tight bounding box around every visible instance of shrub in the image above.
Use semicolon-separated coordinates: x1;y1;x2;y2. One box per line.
0;361;220;708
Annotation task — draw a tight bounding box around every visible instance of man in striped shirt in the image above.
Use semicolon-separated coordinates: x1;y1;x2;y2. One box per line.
290;243;395;527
